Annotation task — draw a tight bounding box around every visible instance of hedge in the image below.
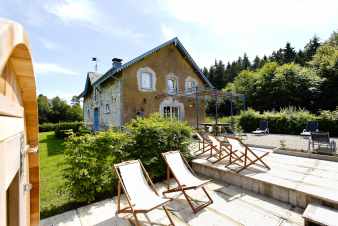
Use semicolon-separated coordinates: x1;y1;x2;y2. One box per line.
39;121;83;132
236;108;338;136
63;114;192;203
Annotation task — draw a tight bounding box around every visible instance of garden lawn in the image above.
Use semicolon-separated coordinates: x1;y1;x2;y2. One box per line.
39;131;77;218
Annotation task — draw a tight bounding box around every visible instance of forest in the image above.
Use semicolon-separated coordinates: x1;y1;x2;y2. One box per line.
203;31;338;114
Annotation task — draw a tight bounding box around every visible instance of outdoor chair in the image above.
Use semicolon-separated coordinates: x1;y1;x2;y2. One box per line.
252;120;269;135
193;132;213;157
114;160;176;226
224;136;271;173
205;134;239;164
162;151;213;214
310;132;336;155
301;121;319;137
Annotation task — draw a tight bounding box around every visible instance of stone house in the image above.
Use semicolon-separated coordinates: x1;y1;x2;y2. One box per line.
79;38;213;130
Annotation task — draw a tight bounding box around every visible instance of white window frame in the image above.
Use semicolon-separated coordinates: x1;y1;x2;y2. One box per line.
141;72;153;90
185;77;198;94
137;67;156;92
163;106;180;120
105;104;110;114
167;78;178;95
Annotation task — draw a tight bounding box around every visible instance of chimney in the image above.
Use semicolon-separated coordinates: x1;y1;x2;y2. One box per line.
112;58;122;70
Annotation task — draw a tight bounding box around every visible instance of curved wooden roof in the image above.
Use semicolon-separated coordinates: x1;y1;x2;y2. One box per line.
0;19;38;146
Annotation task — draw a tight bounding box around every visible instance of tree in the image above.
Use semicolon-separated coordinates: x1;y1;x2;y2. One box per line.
252;56;261;70
37;94;50;124
71;96;80;106
304;36;321;62
282;42;296;63
242;53;251;70
213;60;226;89
37;95;83;123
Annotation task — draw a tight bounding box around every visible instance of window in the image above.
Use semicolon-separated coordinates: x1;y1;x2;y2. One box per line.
87;109;90;119
163;106;180;120
105;104;110;113
185;80;196;94
141;72;152;90
137;67;156;91
167;79;178;95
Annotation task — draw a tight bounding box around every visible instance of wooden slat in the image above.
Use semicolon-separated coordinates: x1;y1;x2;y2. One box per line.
0;95;24;117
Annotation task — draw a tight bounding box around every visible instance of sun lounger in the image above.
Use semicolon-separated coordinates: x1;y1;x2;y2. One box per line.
162;151;213;213
114;160;175;226
252;120;269;135
301;121;319;137
225;136;271;173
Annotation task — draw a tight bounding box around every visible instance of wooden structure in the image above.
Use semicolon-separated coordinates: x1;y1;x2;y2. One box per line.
162;151;213;213
224;136;270;173
114;160;175;226
0;19;39;226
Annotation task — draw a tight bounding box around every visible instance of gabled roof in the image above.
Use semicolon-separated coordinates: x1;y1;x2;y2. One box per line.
79;37;212;97
79;72;102;98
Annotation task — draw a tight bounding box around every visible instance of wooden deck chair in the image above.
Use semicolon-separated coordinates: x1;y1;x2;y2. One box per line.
193;132;212;157
114;160;176;226
224;136;271;173
205;134;239;164
162;151;213;214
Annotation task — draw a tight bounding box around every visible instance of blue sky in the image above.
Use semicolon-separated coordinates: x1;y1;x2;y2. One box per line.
1;0;337;102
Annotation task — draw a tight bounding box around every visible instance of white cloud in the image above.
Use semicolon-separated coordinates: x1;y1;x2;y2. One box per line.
44;0;98;24
44;0;145;40
34;62;78;76
39;38;60;50
161;24;176;41
161;0;338;34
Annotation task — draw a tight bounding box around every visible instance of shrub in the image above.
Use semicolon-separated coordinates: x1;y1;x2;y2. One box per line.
234;107;338;136
39;121;83;132
62;114;192;203
63;131;130;202
124;114;192;180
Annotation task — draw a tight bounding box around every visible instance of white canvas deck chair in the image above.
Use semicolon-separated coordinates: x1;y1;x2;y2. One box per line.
225;136;271;173
162;151;213;214
114;160;175;226
193;132;212;157
205;134;240;163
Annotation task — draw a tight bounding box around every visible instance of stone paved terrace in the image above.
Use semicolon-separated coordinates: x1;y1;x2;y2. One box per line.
242;133;338;154
40;179;304;226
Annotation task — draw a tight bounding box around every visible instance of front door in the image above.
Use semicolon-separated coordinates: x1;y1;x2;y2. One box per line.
93;108;100;131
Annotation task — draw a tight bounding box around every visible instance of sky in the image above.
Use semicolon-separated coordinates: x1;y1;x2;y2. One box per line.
1;0;337;102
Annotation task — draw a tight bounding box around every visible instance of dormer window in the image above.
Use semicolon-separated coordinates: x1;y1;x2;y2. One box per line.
167;78;178;95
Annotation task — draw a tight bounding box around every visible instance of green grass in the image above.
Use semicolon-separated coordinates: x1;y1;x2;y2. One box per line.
39;132;79;218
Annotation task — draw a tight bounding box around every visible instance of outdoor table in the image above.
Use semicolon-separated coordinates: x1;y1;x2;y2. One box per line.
199;123;231;135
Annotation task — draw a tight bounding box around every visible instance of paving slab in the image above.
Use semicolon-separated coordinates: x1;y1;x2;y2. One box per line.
41;180;304;226
40;210;82;226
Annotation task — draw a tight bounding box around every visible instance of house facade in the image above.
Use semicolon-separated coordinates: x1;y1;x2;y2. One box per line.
80;38;212;130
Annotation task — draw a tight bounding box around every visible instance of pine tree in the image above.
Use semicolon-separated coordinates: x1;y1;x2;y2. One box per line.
213;60;226;89
295;50;305;66
242;53;251;69
304;36;320;62
282;42;296;63
252;55;261;69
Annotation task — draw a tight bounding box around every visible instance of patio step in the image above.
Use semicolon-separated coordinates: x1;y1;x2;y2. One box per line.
192;151;338;210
